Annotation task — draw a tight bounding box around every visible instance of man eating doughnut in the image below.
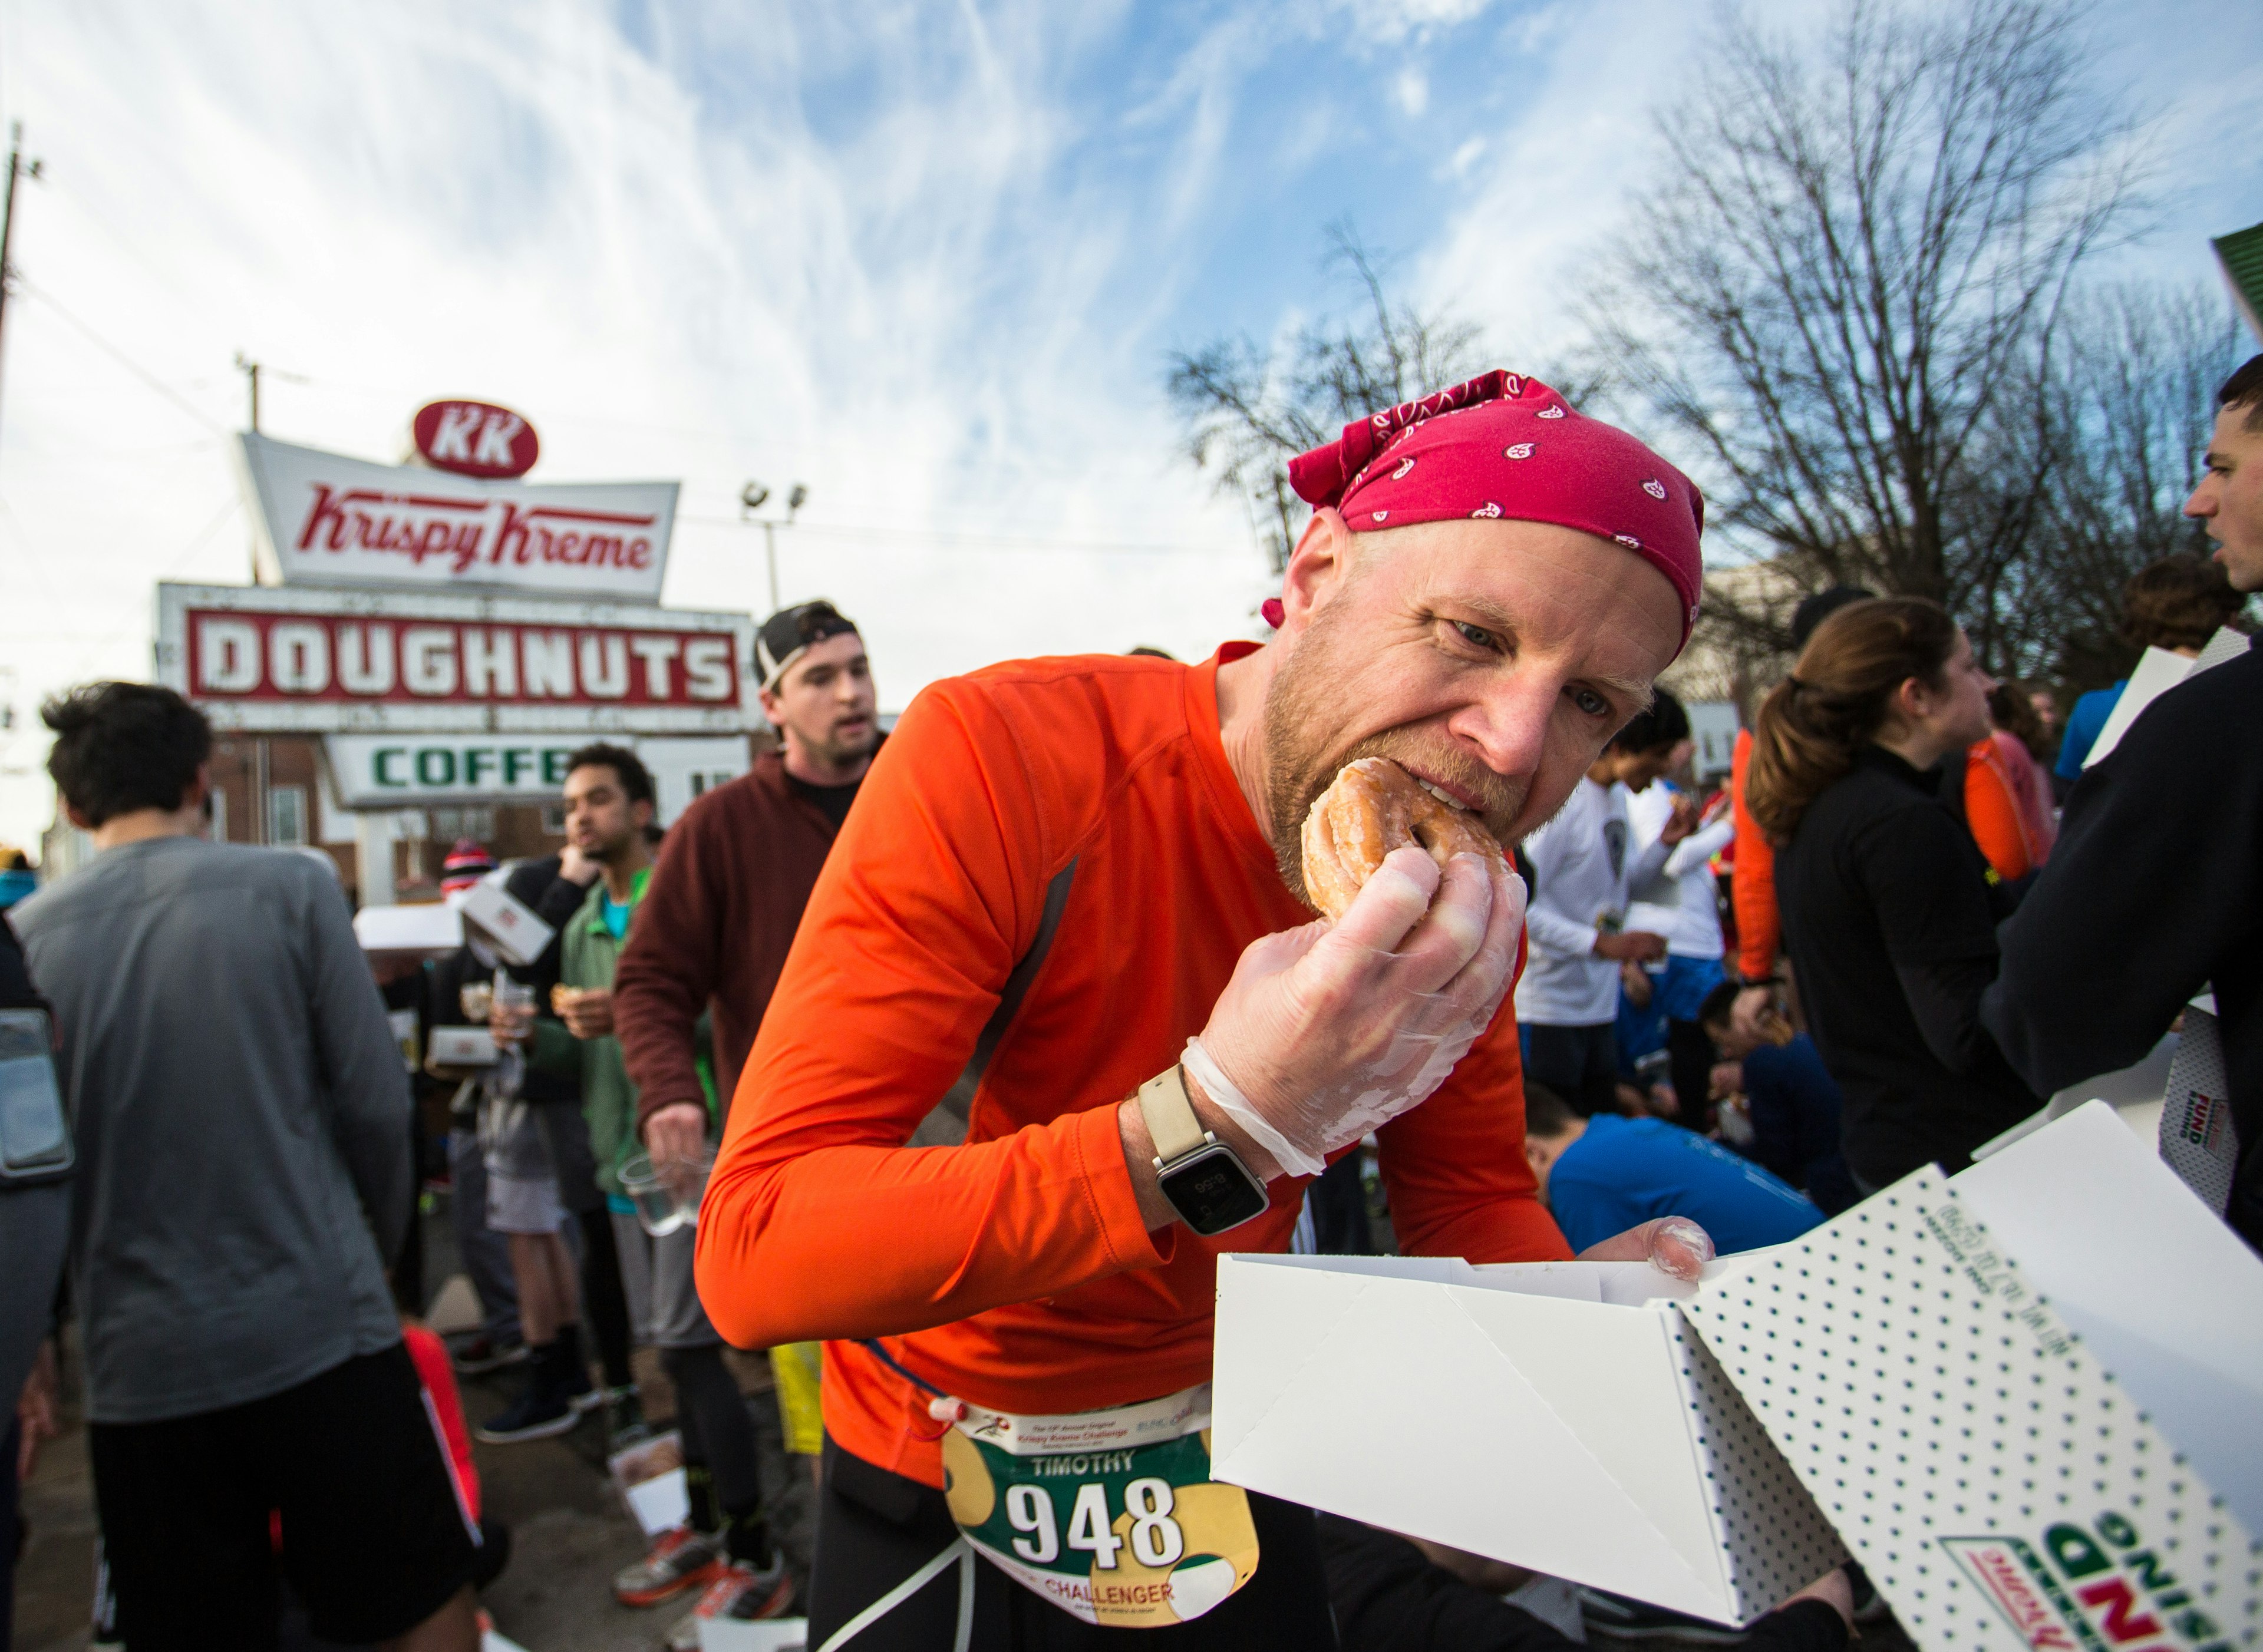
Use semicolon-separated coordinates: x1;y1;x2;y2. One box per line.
699;371;1763;1650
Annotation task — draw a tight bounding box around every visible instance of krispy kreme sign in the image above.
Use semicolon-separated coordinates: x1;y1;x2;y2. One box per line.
237;432;676;602
156;583;754;735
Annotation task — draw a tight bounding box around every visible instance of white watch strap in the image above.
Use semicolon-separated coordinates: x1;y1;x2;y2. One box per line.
1137;1066;1209;1165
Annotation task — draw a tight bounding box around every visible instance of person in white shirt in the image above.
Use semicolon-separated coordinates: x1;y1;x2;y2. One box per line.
1516;698;1695;1115
1622;695;1736;1128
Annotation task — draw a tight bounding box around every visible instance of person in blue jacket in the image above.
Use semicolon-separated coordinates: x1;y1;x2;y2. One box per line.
1521;1081;1823;1255
2053;554;2246;782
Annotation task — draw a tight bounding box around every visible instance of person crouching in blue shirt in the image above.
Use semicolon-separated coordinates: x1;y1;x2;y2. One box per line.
1522;1081;1825;1255
1696;982;1860;1216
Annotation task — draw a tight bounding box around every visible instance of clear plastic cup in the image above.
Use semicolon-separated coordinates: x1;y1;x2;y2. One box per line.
491;974;535;1046
618;1146;716;1237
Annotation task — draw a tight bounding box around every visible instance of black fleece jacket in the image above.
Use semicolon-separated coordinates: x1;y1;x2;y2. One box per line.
1983;637;2263;1252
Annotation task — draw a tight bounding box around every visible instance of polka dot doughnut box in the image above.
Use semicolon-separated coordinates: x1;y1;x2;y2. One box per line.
1682;1103;2262;1652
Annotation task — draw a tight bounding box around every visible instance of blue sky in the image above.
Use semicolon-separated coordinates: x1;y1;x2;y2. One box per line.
0;0;2255;847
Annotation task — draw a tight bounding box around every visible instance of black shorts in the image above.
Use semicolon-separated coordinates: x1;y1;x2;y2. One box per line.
807;1436;1338;1650
88;1342;478;1650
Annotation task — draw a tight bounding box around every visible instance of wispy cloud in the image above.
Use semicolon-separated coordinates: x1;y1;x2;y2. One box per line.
0;0;2251;849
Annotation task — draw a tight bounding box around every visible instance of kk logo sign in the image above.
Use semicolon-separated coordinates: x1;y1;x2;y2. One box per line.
413;399;540;479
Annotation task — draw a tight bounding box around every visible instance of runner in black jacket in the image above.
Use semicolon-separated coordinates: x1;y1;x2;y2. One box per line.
1982;636;2263;1251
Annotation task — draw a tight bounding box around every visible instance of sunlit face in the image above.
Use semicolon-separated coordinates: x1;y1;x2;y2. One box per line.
758;630;879;767
563;762;651;863
2185;404;2263;593
1261;514;1684;897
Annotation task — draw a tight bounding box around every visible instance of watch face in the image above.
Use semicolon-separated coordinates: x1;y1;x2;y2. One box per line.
1158;1144;1271;1236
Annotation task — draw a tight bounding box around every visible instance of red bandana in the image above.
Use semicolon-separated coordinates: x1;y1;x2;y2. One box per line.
1284;369;1705;644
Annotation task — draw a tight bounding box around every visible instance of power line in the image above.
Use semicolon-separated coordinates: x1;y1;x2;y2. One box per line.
677;511;1240;557
13;277;227;435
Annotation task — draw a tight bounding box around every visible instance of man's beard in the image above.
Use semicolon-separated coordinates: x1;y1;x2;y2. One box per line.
1261;617;1529;908
799;715;880;769
588;825;641;866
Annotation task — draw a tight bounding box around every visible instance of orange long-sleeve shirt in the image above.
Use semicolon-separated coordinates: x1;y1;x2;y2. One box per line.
697;646;1569;1488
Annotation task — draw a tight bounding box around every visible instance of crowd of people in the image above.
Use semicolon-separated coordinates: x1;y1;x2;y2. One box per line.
0;353;2256;1651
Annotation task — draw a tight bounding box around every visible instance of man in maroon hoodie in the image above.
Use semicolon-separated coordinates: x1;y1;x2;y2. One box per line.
617;600;880;1162
611;600;880;1620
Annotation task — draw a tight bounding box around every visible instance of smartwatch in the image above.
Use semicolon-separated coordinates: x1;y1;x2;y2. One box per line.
1137;1066;1271;1237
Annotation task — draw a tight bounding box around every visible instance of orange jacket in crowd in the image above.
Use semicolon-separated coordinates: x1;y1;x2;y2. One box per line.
1730;725;2053;983
696;647;1566;1488
1963;731;2056;883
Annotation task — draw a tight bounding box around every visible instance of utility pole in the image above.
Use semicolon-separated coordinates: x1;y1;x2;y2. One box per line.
0;123;45;446
234;352;260;433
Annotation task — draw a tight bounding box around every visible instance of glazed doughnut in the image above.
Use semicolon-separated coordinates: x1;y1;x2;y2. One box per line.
1300;756;1505;920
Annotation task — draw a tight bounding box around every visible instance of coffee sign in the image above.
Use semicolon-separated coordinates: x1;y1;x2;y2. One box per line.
157;583;756;734
413;400;540;479
237;433;676;602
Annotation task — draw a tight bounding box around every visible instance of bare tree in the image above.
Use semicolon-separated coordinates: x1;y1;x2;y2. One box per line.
1167;223;1484;571
1585;0;2149;675
2020;286;2246;684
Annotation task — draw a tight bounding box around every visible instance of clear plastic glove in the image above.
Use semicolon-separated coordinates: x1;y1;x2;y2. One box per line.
1185;846;1526;1179
1575;1214;1717;1282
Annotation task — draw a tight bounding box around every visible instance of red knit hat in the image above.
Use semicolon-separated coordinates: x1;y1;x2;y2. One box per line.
1284;369;1704;643
439;839;495;898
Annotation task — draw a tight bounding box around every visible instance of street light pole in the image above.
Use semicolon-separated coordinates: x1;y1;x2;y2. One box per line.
0;123;45;449
740;481;808;616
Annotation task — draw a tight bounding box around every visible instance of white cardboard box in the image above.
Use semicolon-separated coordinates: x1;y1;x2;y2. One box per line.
456;879;555;967
427;1026;499;1068
1210;1250;1846;1623
696;1618;806;1650
1213;1103;2263;1645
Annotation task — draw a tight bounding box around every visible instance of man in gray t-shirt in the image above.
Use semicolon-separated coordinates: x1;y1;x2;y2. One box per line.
15;682;479;1650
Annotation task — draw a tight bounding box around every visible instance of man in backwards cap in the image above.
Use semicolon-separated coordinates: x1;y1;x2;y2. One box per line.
700;375;1726;1647
609;599;879;1623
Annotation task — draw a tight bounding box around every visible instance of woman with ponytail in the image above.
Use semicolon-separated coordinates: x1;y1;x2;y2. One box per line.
1747;597;2041;1191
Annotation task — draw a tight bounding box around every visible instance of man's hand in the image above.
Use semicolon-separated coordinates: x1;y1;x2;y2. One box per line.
1730;983;1793;1048
1594;930;1667;963
1658;792;1701;845
557;844;602;886
1781;1567;1855;1629
643;1101;708;1167
1173;847;1525;1179
488;1002;535;1047
1576;1215;1716;1281
1618;959;1654;1008
559;986;615;1040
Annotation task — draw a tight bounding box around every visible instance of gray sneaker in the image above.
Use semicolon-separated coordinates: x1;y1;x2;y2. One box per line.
665;1559;796;1650
613;1525;727;1608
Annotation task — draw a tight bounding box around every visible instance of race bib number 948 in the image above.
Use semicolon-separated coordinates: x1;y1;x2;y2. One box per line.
942;1427;1259;1627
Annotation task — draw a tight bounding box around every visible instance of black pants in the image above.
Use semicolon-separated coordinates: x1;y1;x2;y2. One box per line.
1665;1018;1719;1134
808;1438;1338;1650
576;1205;635;1391
1309;1149;1373;1254
1522;1022;1619;1117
